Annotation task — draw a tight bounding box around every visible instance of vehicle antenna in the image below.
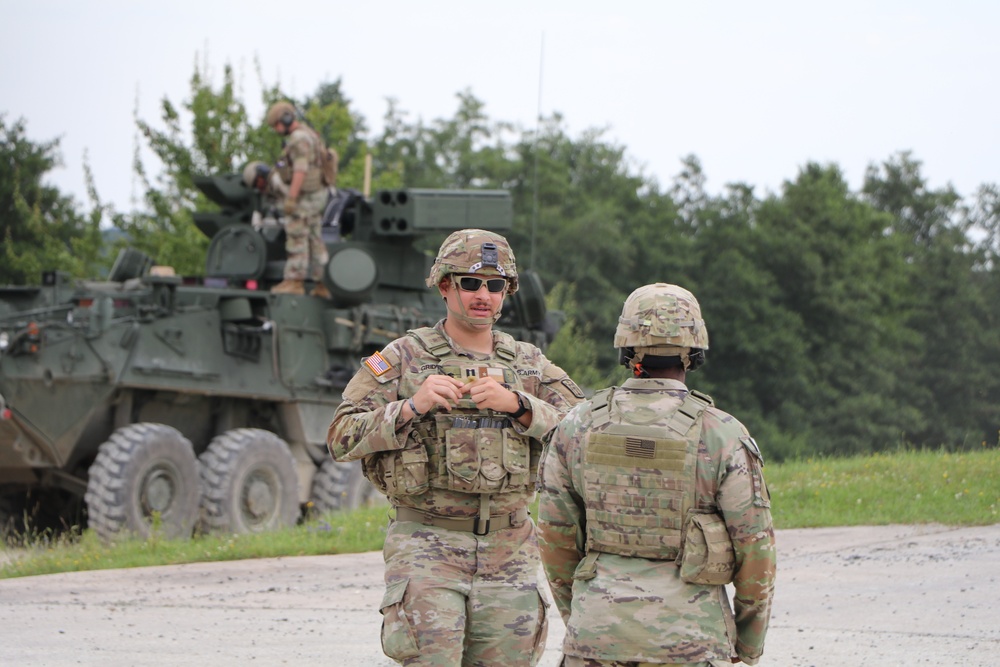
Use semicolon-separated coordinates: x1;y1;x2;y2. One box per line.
531;32;544;270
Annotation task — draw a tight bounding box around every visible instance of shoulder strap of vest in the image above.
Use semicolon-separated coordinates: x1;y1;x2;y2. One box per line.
665;389;713;438
492;330;517;361
408;327;452;357
589;387;617;430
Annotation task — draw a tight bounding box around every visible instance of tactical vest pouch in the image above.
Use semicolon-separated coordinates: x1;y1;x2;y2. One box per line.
370;446;429;497
678;510;736;585
443;424;530;493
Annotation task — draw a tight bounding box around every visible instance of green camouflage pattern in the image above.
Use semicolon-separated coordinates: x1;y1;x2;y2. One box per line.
563;658;719;667
614;283;709;351
327;320;583;665
538;377;775;665
282;187;328;282
425;228;519;294
379;519;549;666
281;126;325;192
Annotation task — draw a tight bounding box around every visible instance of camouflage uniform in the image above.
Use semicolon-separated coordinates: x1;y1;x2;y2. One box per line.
277;126;329;282
537;283;775;667
328;317;583;666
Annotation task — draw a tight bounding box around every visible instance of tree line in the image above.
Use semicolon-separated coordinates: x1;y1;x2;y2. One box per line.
3;60;999;461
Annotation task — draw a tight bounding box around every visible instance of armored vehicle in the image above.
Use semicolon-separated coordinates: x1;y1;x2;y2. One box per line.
0;175;554;540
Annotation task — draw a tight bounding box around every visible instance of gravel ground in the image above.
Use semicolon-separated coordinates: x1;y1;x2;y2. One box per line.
1;523;998;666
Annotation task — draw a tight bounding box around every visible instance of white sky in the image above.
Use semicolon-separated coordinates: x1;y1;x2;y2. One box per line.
3;1;998;214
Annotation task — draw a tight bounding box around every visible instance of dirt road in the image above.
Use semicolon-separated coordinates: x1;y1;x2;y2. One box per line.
1;523;998;666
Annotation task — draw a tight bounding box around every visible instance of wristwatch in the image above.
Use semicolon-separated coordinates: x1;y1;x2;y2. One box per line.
508;393;530;419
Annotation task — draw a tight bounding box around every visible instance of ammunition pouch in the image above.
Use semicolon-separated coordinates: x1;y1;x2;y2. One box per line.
678;510;737;585
365;446;429;497
364;326;533;498
438;413;531;493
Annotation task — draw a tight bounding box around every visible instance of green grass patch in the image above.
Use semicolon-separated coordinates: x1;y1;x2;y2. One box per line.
2;448;998;579
0;505;389;580
768;447;1000;528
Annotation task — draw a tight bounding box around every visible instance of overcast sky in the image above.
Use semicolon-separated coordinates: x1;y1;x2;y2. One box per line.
3;1;998;214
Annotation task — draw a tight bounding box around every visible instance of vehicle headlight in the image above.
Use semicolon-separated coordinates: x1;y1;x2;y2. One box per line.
0;331;9;351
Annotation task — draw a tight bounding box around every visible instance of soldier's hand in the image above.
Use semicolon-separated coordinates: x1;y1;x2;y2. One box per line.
465;377;520;414
283;198;298;216
411;375;466;414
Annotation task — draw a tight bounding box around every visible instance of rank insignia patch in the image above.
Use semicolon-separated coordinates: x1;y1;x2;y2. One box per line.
364;351;392;376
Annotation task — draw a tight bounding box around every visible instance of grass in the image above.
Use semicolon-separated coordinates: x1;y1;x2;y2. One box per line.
2;447;997;579
0;505;389;580
767;446;1000;528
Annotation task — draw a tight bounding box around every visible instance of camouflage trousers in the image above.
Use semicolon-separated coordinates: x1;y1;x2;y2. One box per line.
562;658;725;667
379;517;549;666
283;188;329;281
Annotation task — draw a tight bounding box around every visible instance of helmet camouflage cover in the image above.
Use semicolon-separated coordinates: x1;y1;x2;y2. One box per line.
242;161;269;188
614;283;709;352
265;101;296;127
426;228;519;294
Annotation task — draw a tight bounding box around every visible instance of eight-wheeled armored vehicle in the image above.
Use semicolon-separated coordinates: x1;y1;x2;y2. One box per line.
0;175;554;540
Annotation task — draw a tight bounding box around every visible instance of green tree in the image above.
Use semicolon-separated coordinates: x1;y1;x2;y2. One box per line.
119;60;361;275
0;115;104;284
863;153;999;448
119;61;254;274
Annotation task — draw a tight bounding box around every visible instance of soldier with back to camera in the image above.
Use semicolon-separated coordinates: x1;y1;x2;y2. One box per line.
538;283;776;666
265;100;336;298
327;228;584;666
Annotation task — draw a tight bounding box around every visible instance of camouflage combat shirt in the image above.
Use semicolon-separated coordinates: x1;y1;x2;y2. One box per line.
278;126;325;193
537;377;776;665
328;320;584;518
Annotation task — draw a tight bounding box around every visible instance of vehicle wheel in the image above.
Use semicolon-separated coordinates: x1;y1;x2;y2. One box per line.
85;423;201;541
309;459;385;514
199;429;300;534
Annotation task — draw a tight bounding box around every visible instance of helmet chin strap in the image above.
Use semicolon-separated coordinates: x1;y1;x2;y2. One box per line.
446;275;505;326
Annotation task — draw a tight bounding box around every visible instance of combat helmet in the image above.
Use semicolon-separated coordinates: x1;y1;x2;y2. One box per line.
265;101;297;128
426;228;519;295
242;161;270;189
615;283;708;374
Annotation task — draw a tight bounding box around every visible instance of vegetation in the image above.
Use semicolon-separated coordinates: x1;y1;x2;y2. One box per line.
766;446;1000;527
1;447;996;580
0;115;106;283
3;56;1000;462
0;505;388;579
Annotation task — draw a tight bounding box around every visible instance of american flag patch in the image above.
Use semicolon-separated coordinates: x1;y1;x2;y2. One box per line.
363;351;391;376
625;436;656;458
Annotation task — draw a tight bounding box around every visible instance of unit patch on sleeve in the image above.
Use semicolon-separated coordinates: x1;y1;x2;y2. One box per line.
363;351;392;377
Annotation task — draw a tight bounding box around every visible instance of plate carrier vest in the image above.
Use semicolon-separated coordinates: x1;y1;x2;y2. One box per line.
581;386;713;560
404;327;534;496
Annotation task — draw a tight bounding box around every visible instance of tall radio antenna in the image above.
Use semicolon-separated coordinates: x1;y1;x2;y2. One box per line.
531;32;544;270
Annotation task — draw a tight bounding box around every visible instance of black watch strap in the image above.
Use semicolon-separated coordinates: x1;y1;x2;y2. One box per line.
508;393;529;419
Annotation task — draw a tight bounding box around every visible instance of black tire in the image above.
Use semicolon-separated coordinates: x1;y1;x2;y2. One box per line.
309;459;385;514
199;429;300;534
85;423;201;541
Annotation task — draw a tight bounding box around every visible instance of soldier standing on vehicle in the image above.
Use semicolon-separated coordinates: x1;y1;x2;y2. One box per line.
327;228;585;666
265;100;335;298
537;283;776;666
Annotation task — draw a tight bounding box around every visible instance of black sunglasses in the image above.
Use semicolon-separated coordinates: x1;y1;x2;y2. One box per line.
457;276;508;293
